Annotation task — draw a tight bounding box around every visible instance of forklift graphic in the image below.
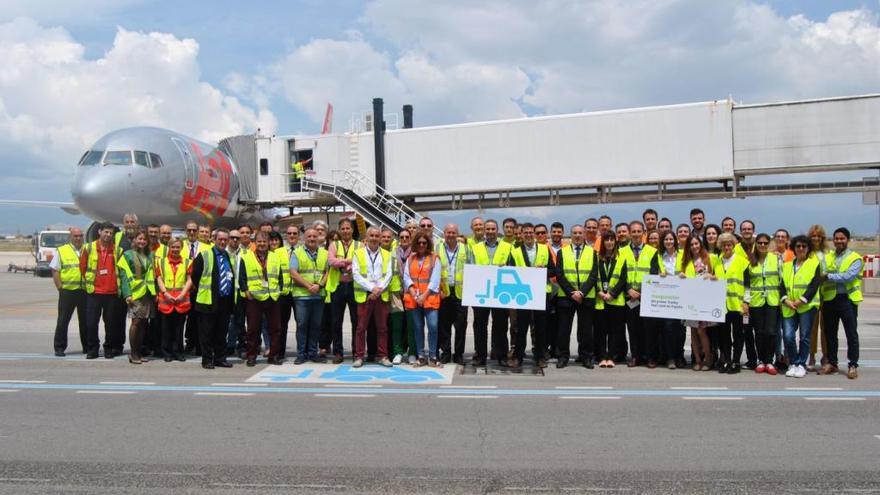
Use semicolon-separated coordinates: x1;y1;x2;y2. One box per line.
476;268;533;307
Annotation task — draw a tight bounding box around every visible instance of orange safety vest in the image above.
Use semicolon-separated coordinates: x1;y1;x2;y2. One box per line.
156;256;192;314
403;254;441;310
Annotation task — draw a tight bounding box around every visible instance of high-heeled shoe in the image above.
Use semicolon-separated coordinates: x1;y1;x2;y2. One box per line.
128;355;142;365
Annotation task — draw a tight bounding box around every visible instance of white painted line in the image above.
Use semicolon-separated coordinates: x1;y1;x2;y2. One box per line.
439;385;497;389
0;358;21;361
0;380;45;384
785;387;844;391
313;393;377;398
436;395;499;399
560;396;621;400
323;384;383;388
119;471;205;476
555;386;614;390
682;396;743;401
212;483;348;489
874;435;880;441
671;386;729;390
0;478;50;482
211;383;268;387
804;397;866;401
76;390;136;395
99;381;155;385
194;392;255;397
0;389;20;393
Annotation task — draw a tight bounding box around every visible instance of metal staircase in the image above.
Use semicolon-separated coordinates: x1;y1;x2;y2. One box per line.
302;169;442;237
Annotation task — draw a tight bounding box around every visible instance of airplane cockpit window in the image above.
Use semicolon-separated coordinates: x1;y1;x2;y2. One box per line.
104;151;132;166
149;153;164;168
134;151;150;167
78;150;103;166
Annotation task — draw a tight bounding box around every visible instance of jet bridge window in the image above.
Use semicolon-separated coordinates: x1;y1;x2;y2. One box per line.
104;151;132;166
78;150;103;166
134;151;149;167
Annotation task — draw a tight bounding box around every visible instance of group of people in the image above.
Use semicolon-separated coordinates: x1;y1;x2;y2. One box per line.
50;208;863;379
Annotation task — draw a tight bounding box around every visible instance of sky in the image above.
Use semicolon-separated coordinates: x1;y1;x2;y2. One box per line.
0;0;879;236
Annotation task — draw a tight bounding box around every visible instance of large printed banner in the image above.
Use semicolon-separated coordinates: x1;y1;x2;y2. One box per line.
462;264;547;311
639;275;727;323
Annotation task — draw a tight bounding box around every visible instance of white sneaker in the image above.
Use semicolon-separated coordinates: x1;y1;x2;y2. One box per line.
352;358;364;368
392;354;403;365
794;365;806;378
407;355;417;365
785;366;797;377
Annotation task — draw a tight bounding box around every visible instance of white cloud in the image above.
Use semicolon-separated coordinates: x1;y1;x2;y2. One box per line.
0;17;277;193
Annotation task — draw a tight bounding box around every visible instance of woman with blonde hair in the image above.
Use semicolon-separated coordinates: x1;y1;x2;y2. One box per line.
806;224;829;372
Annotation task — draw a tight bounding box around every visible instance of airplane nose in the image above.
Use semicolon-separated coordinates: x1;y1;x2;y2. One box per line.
71;168;127;221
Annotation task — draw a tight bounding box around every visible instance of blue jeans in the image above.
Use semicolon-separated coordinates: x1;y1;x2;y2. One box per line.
294;298;324;359
783;308;816;366
409;307;439;359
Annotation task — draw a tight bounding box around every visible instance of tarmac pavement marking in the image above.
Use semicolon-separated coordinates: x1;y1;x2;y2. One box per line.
0;380;46;383
874;435;880;441
211;383;267;387
439;385;497;389
76;390;135;395
212;483;348;489
555;386;614;390
786;387;844;391
194;392;254;397
0;478;50;483
0;389;20;393
314;393;377;398
671;386;729;390
323;384;383;388
436;395;498;399
682;396;744;400
99;381;155;385
559;396;622;400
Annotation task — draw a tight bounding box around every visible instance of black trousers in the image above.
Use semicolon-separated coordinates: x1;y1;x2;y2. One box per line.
626;304;646;362
595;305;626;360
472;306;509;362
721;311;744;363
110;296;127;352
740;316;758;365
184;290;199;352
660;318;686;363
515;309;545;362
823;294;860;368
330;282;357;357
54;289;87;353
197;297;233;364
145;316;162;355
556;299;594;363
162;311;186;357
278;294;293;358
751;305;778;365
545;295;558;357
438;295;468;359
86;293;118;354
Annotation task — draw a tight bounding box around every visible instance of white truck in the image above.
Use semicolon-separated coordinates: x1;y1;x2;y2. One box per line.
33;230;69;277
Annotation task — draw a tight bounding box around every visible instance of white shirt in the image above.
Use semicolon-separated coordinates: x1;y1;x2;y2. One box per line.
49;245;82;271
441;242;460;287
352;246;392;293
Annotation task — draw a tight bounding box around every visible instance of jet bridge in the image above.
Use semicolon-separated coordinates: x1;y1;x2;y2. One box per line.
240;93;880;228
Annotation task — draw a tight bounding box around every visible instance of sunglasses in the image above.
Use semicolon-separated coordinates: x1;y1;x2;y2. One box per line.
756;241;769;246
416;241;428;245
420;224;432;228
287;232;298;236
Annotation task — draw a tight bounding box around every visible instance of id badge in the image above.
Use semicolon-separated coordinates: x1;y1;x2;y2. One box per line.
261;280;269;289
99;269;109;276
602;282;609;291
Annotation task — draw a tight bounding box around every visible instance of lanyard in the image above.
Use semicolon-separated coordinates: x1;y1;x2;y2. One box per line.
367;249;380;270
257;252;268;281
600;257;614;284
445;244;458;268
341;240;353;258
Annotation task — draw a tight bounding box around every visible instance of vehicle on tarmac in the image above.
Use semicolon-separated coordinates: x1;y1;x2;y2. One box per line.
33;230;68;277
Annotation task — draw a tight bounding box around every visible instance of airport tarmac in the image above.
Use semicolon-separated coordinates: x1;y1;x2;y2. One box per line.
0;268;878;493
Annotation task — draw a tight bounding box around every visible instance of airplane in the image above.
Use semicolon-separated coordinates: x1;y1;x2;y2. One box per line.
0;103;337;238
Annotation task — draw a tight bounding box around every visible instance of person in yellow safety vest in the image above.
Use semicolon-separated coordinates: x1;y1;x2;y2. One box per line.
290;156;312;192
269;230;293;359
390;227;413;364
623;220;664;368
80;222;124;359
779;235;822;379
594;231;628;369
110;212;141;358
351;227;393;368
326;218;361;364
181;224;213;355
714;233;751;374
657;230;687;369
734;219;757;260
805;224;829;373
509;222;554;369
613;222;634;364
748;233;782;376
818;227;862;379
291;227;329;364
500;218;519;356
238;231;284;367
117;230;157;364
543;221;566;359
678;233;720;372
466;216;485;254
468;218;513;367
437;223;468;366
155;237;192;361
554;224;599;369
51;227;86;356
190;228;236;369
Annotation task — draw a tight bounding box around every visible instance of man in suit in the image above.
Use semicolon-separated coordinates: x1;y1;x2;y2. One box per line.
510;223;555;369
190;229;235;369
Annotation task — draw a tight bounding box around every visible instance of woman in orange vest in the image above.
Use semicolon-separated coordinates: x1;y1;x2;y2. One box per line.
155;237;192;362
403;231;442;367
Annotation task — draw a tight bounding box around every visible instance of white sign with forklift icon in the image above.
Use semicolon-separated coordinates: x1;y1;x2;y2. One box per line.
461;264;547;311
